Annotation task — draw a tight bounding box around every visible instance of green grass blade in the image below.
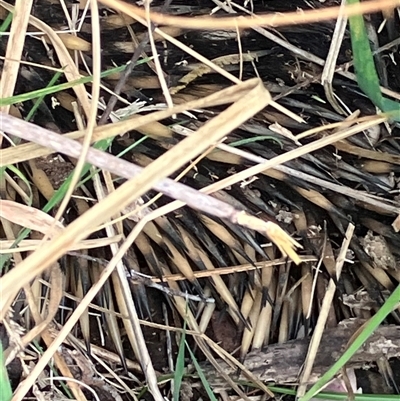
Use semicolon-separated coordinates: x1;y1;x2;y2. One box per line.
79;135;148;186
347;0;382;105
380;97;400;120
347;0;400;121
173;320;187;401
186;342;218;401
25;70;64;122
230;135;283;148
301;284;400;401
0;343;12;401
5;164;33;205
0;12;12;33
270;385;399;400
0;69;64;224
0;58;149;107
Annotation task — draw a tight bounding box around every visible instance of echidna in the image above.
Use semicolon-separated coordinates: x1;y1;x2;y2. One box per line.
1;0;400;398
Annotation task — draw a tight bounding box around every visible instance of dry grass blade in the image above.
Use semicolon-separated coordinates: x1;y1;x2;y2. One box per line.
0;113;389;296
151;256;317;282
335;139;400;165
200;115;389;192
0;236;121;253
0;200;64;236
102;0;303;124
10;242;134;401
144;0;173;109
1;2;398;400
4;109;304;263
177;124;400;216
0;0;33;126
0;109;300;268
321;0;348;115
91;172;147;383
296;223;355;398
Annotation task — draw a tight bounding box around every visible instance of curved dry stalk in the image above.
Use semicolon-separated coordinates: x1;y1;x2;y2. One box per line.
4;265;63;364
100;0;400;30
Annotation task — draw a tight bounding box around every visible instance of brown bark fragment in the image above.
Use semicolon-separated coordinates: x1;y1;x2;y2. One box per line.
201;319;400;389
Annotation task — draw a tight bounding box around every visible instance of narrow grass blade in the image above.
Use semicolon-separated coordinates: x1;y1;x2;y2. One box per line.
186;342;219;401
173;320;187;401
0;343;12;401
301;284;400;401
4;165;33;205
0;11;12;33
0;137;113;272
269;385;399;400
0;131;146;272
25;70;64;122
230;135;283;148
347;0;400;121
0;59;150;107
